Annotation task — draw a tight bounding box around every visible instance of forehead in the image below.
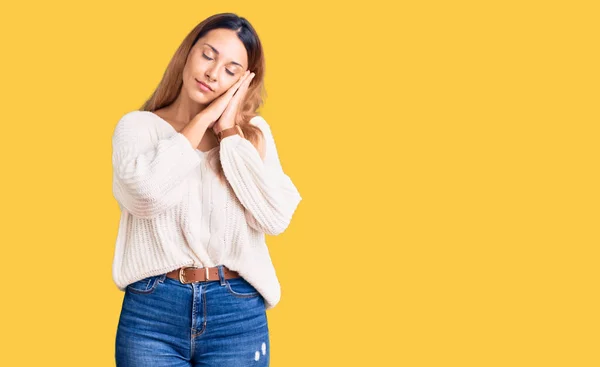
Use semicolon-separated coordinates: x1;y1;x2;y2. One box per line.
199;28;247;67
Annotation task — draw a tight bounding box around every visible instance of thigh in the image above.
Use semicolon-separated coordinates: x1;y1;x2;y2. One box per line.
115;274;193;367
194;277;270;366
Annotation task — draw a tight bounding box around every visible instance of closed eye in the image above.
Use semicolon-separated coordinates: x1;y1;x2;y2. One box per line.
203;54;235;76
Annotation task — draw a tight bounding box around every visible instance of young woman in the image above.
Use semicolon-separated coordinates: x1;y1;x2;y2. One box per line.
111;13;302;366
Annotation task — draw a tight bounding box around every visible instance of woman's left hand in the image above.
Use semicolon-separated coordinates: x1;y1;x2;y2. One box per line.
212;71;255;135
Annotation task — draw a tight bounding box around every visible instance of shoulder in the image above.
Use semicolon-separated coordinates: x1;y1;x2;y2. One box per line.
249;115;273;135
250;115;267;126
117;110;156;127
112;110;161;144
113;110;158;134
248;115;270;160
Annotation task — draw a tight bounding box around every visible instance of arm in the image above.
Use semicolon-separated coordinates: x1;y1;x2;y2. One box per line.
219;116;302;235
111;112;202;219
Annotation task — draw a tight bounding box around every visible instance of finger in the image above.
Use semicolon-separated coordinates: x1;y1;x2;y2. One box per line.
225;77;252;111
225;73;251;106
224;71;251;99
235;71;252;90
235;70;251;88
234;72;255;97
223;71;249;96
241;72;255;88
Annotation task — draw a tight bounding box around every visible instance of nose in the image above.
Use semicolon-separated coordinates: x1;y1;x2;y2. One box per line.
205;67;217;83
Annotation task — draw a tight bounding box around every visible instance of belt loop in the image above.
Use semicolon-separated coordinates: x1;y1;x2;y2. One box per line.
218;265;226;286
158;273;167;283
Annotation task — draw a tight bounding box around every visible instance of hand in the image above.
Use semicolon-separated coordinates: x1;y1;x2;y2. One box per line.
212;70;255;134
194;70;252;129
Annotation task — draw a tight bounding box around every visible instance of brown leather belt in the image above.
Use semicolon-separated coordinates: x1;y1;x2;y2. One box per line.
166;266;240;284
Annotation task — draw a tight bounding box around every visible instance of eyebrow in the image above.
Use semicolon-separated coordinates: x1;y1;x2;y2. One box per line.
204;43;244;68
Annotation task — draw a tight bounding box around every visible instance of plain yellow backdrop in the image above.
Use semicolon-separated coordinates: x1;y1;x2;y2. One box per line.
0;0;598;366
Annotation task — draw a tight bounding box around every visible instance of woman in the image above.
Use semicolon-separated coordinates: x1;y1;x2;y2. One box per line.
111;13;302;366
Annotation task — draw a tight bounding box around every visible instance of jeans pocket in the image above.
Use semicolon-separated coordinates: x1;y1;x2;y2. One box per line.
126;275;162;295
225;277;260;298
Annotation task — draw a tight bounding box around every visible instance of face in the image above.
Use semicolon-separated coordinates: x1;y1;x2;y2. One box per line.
182;28;249;104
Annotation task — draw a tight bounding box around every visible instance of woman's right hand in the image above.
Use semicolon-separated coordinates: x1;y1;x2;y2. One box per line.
195;70;251;129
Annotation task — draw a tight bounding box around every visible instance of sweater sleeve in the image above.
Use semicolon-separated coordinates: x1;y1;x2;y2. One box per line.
111;112;202;219
219;116;302;235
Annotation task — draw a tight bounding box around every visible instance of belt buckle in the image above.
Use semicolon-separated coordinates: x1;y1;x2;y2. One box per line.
179;266;210;284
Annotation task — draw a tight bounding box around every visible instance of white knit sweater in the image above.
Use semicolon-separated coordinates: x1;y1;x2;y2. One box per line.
111;110;302;310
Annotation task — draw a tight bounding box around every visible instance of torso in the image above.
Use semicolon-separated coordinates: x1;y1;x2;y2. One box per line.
153;108;219;152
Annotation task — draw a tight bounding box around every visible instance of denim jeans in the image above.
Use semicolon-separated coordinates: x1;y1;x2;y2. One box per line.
115;265;270;366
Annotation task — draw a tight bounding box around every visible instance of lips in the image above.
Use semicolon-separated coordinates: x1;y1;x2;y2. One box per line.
195;79;213;92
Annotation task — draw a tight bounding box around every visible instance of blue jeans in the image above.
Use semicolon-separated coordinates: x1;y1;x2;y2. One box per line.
115;265;270;366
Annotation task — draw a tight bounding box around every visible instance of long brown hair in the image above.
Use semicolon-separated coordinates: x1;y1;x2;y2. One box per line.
140;13;267;184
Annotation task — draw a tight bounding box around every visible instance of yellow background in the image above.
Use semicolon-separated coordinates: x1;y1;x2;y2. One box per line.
1;0;598;365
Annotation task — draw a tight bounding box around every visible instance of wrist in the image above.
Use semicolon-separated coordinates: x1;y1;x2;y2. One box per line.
192;115;215;131
213;124;235;135
216;125;244;143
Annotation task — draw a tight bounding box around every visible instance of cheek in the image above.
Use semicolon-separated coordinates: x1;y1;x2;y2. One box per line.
215;81;235;96
183;66;196;85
